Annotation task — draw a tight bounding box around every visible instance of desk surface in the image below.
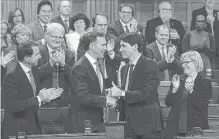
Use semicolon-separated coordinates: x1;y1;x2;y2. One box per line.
26;133;107;139
175;136;219;139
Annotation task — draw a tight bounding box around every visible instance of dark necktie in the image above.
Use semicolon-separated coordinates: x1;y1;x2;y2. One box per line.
125;25;129;33
43;25;47;33
125;63;134;90
28;70;36;96
64;20;69;33
52;67;59;88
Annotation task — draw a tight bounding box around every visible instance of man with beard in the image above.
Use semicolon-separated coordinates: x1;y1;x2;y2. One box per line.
145;2;185;55
28;0;53;41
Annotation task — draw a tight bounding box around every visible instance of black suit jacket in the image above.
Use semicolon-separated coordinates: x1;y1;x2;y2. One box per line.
145;41;182;81
37;43;75;107
164;74;212;139
120;55;163;135
67;55;110;133
107;20;144;37
145;17;185;55
1;62;52;138
50;16;73;34
191;7;219;55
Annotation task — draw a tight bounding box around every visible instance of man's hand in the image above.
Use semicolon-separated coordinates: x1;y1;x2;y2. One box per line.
110;82;123;97
1;50;15;67
38;88;55;102
170;29;180;40
47;88;63;101
106;96;117;108
130;19;138;33
50;50;65;67
106;39;115;54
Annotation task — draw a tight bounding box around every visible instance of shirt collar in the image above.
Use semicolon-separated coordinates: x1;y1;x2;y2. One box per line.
60;15;70;22
85;52;97;65
47;44;53;54
120;19;131;28
130;54;142;66
19;61;31;74
38;19;49;28
156;40;167;49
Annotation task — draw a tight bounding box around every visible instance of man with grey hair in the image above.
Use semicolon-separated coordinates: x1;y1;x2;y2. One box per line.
145;2;185;55
145;25;181;81
37;23;75;107
50;0;72;34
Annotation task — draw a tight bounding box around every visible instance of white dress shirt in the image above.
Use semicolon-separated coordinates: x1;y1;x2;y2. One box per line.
19;62;41;106
156;40;167;59
120;19;131;33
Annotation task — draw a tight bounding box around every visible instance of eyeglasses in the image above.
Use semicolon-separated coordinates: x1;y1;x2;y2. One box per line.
181;61;193;65
48;33;64;42
196;20;205;23
13;15;22;18
121;11;132;15
160;8;172;11
96;24;108;28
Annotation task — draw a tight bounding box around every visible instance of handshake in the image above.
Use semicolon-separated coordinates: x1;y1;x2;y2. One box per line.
38;88;63;103
105;82;124;109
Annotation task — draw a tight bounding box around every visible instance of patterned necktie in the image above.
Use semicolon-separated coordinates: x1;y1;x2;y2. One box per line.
28;70;36;96
43;25;47;33
97;58;108;79
64;20;69;33
161;46;170;81
125;25;129;33
95;61;103;93
52;67;59;88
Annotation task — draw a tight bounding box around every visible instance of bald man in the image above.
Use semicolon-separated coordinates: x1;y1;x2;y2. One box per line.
145;2;185;55
37;23;75;108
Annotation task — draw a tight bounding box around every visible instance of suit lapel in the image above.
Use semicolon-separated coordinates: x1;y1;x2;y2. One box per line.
153;42;162;61
36;21;44;37
117;20;125;35
41;43;50;64
121;64;129;90
83;56;102;94
17;62;34;97
128;55;143;90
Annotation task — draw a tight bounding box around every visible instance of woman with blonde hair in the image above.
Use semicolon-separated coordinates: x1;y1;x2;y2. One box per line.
164;51;212;138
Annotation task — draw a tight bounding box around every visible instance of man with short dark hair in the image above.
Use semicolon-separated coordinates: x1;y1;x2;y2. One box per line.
28;0;53;41
67;31;117;133
1;41;63;138
110;32;163;139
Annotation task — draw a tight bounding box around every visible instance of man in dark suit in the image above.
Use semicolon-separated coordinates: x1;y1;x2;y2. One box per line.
77;12;121;82
145;25;182;81
1;41;63;139
67;32;117;133
110;33;163;139
28;0;53;41
37;23;75;107
50;0;72;34
107;3;144;37
191;0;219;69
145;2;185;55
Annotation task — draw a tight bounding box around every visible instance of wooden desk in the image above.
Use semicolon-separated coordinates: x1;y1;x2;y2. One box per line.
26;133;107;139
175;137;219;139
104;121;126;139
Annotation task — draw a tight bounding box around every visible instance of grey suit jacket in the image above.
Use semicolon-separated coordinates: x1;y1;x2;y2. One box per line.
145;41;182;81
27;20;45;41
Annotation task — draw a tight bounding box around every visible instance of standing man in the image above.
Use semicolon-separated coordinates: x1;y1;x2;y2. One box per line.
67;32;117;133
145;2;185;55
37;23;75;107
145;25;181;81
110;33;163;139
28;0;53;41
107;3;144;37
191;0;219;69
1;41;63;139
50;0;72;34
77;12;121;85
